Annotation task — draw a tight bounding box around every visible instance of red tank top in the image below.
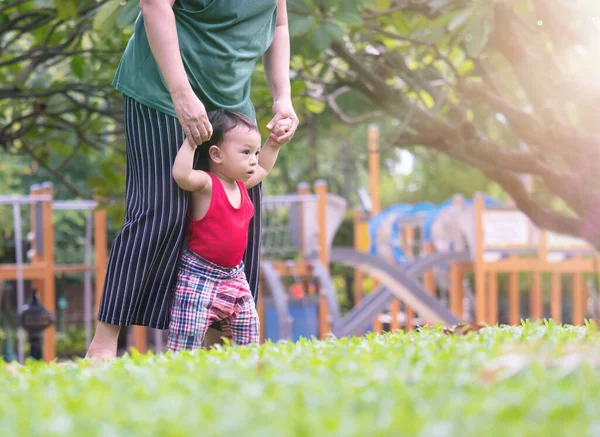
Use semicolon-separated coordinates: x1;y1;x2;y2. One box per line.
187;173;254;267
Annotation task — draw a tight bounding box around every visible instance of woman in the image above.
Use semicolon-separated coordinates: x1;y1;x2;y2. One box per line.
87;0;298;359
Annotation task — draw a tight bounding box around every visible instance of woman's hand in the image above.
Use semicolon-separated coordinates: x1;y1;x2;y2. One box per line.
172;88;213;145
266;99;298;146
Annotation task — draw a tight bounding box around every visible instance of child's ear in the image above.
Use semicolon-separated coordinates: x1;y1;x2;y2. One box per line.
208;145;222;164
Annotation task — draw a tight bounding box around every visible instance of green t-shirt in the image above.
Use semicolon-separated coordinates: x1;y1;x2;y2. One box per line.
112;0;278;120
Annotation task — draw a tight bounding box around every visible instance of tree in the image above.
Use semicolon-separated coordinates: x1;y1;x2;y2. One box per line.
287;0;600;246
0;0;133;201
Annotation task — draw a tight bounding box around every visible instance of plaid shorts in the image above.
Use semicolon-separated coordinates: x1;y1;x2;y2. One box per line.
166;248;260;351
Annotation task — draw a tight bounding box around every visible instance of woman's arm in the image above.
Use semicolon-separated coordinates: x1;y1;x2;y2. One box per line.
262;0;298;145
140;0;212;145
172;139;211;192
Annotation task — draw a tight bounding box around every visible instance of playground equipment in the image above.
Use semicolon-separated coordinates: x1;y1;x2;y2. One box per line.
257;177;464;342
258;180;348;341
0;183;107;363
358;124;600;329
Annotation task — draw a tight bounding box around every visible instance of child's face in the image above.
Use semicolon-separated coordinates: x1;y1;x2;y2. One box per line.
217;126;262;181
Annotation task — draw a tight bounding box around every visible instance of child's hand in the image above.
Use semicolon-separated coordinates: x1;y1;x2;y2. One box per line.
267;118;293;146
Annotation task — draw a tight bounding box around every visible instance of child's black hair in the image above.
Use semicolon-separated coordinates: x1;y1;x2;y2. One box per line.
195;110;258;171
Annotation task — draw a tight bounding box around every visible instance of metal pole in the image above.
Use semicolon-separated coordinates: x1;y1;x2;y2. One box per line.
84;212;93;346
12;200;25;364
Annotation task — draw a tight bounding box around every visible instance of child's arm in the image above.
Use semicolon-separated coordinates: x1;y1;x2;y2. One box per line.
172;138;211;192
245;118;291;189
245;140;282;189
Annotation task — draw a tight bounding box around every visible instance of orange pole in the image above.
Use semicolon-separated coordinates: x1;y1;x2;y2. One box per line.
94;209;107;325
529;231;546;320
29;185;43;293
368;124;380;215
487;272;498;325
315;180;330;338
367;125;382;332
529;273;543;320
508;267;520;325
41;183;55;362
353;209;367;305
474;194;487;324
572;259;584;325
449;263;463;318
390;300;400;332
550;272;561;323
373;316;383;334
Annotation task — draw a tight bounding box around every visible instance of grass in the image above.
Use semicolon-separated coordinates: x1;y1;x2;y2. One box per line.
1;321;599;437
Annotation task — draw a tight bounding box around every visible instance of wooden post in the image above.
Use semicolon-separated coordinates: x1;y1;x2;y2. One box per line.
449;263;463;318
508;267;520;325
390;300;400;332
550;272;561;323
530;273;543;320
449;195;464;320
373;316;383;334
353;209;368;305
423;243;436;296
529;232;546;320
41;183;56;362
29;185;43;294
572;258;584;325
487;272;498;325
368;124;380;215
315;180;330;338
94;208;107;326
367;126;382;332
473;194;487;324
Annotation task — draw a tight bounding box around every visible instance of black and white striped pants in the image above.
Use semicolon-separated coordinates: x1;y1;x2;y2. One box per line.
97;96;262;329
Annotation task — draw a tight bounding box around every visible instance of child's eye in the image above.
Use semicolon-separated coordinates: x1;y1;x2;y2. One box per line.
255;151;260;156
243;150;250;155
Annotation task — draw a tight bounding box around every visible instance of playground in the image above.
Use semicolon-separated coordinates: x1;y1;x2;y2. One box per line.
3;0;600;435
1;125;598;362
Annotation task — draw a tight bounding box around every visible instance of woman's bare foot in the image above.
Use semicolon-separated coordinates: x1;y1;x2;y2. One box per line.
85;321;121;361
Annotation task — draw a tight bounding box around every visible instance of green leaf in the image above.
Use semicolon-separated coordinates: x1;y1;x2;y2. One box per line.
56;0;77;20
458;59;475;75
289;14;314;37
325;22;345;41
391;11;411;34
465;16;492;57
335;12;362;27
93;0;121;32
288;0;312;14
312;24;332;51
117;1;140;27
306;98;326;113
70;56;85;79
420;91;435;108
448;8;474;31
376;0;392;9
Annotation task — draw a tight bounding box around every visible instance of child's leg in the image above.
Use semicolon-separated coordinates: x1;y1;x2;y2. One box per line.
166;305;211;352
166;269;215;352
228;296;260;346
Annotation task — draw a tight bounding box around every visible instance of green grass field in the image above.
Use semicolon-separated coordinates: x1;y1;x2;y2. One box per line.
2;322;598;437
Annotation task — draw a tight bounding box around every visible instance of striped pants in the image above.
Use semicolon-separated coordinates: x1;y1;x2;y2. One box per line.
97;96;262;329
